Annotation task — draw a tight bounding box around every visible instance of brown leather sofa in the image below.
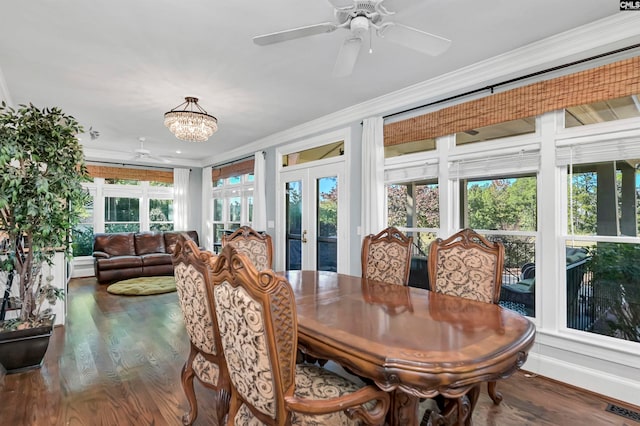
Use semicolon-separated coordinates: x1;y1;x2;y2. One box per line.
92;230;200;284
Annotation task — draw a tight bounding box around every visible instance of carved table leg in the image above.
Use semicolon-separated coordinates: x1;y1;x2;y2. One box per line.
389;390;420;425
462;384;481;426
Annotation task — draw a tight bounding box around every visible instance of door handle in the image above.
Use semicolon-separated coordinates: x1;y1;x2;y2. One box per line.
302;230;308;243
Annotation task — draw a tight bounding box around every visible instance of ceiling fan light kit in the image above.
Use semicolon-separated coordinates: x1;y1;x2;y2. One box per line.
164;96;218;142
252;0;452;77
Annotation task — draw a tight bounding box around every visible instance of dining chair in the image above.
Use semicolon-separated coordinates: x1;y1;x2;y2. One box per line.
221;225;273;271
210;244;390;426
361;226;413;286
171;234;230;425
428;228;505;409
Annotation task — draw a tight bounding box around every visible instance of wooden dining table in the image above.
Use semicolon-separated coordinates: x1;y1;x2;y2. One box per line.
283;270;536;425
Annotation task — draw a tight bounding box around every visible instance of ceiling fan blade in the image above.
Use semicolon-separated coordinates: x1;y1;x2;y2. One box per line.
332;37;363;78
253;22;337;46
327;0;355;9
380;23;451;56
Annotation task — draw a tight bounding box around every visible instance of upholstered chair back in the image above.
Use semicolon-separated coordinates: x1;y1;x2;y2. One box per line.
426;228;506;407
427;228;504;304
221;226;273;271
211;244;390;426
361;226;413;286
171;234;229;425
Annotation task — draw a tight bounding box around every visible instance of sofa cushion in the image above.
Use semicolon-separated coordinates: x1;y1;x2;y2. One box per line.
93;233;136;257
141;253;172;266
96;255;143;271
135;232;166;255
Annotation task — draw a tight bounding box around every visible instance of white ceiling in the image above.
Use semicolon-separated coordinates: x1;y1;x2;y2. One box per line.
0;1;630;168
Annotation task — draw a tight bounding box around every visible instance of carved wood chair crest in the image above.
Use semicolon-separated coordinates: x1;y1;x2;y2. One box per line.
221;225;273;271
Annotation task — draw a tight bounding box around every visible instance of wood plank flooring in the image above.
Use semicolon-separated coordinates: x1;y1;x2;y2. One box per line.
1;277;638;425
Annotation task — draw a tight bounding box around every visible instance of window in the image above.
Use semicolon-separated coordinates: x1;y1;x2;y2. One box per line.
386;180;439;256
565;94;640;128
282;141;344;167
105;178;140;185
566;160;640;342
211;172;254;249
149;199;173;231
72;196;94;256
461;174;538;317
384;138;436;159
73;176;174;257
456;117;536;145
105;197;140;233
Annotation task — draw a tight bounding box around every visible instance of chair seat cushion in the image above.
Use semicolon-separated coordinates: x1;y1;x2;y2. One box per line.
234;363;368;425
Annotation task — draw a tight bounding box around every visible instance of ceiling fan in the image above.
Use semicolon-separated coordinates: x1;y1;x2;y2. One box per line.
253;0;452;77
133;137;171;164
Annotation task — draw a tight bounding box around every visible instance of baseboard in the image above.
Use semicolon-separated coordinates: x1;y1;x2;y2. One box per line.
71;263;94;278
523;352;640;407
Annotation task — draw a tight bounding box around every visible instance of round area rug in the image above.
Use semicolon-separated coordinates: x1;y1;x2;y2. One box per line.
107;276;176;296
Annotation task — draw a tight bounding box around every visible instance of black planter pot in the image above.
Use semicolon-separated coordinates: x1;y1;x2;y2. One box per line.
0;317;54;373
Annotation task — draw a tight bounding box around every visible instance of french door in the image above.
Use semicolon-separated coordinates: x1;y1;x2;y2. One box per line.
280;161;345;272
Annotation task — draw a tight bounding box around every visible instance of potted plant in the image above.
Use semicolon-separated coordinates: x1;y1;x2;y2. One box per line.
0;102;89;372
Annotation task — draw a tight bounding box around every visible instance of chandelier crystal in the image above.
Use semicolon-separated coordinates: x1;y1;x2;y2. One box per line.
164;96;218;142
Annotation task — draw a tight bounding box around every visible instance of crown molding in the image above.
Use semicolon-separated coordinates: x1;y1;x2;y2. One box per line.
83;147;202;169
203;13;640;167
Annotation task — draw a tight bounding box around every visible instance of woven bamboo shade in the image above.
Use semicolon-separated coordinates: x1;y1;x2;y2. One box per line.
212;159;254;181
384;56;640;146
86;165;173;183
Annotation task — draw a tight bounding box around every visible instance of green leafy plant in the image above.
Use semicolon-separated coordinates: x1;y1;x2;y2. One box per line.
589;242;640;342
0;102;89;329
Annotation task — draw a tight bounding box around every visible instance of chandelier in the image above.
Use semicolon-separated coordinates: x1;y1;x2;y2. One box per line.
164;96;218;142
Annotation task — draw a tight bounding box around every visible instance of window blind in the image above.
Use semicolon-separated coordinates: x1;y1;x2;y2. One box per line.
211;158;254;181
449;147;541;180
385;55;640;146
87;165;173;183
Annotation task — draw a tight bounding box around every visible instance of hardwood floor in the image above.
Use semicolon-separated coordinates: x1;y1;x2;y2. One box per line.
1;277;638;425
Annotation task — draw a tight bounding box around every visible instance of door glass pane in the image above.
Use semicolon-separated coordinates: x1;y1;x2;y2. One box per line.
317;176;337;272
286;181;302;270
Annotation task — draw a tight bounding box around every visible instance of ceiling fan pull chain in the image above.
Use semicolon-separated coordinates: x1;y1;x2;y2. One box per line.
369;26;373;54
